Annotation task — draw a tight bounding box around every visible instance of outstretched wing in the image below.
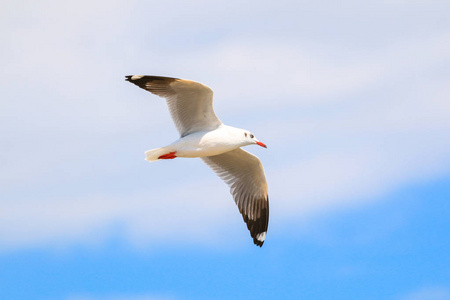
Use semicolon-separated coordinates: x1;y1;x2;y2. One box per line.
201;148;269;247
126;75;223;137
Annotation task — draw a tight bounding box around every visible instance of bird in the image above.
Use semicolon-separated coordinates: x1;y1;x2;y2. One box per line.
125;75;269;247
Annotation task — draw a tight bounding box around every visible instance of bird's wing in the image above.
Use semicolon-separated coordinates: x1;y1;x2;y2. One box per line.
201;148;269;246
125;75;223;137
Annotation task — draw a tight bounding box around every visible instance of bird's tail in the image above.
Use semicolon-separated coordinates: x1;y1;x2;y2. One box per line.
144;146;175;162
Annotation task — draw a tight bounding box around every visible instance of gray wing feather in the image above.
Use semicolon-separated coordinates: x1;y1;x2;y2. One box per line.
201;148;269;247
125;75;223;137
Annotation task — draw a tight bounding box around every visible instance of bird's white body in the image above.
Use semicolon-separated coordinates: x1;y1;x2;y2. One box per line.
146;125;254;161
126;75;269;247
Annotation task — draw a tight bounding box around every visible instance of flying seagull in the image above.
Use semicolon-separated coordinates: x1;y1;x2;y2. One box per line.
125;75;269;247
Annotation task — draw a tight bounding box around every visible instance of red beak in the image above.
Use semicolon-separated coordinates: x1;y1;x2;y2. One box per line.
256;141;267;148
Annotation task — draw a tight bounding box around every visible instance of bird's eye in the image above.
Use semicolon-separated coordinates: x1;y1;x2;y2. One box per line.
244;133;247;137
250;134;254;138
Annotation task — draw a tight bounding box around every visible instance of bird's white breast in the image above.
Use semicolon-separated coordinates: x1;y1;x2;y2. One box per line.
170;126;244;158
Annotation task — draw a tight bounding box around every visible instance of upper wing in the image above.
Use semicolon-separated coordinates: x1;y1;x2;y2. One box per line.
125;75;223;137
201;148;269;247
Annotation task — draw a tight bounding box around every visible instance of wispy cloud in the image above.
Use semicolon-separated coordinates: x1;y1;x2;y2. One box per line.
1;0;449;251
400;286;450;300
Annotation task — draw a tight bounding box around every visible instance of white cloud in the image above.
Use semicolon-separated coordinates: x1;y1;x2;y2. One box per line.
0;172;242;250
400;286;450;300
1;0;450;251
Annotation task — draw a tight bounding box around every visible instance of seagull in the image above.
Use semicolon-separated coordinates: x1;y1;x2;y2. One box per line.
125;75;269;247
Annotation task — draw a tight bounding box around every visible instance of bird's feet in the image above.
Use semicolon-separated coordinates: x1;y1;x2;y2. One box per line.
158;151;177;159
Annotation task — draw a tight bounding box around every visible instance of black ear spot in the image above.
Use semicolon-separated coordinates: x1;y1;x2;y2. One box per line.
245;133;247;137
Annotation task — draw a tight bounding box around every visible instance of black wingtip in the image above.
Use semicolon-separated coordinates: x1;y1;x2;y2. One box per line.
125;75;180;82
254;239;264;247
124;75;180;90
124;75;150;89
242;204;268;248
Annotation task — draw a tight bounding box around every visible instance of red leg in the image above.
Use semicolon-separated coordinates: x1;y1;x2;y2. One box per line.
158;151;177;159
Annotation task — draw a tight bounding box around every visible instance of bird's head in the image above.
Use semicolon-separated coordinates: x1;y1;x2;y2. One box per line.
243;131;267;148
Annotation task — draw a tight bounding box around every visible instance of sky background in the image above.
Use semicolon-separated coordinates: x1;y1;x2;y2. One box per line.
1;0;450;299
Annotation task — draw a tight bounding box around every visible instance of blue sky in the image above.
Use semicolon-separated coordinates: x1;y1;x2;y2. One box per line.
1;0;450;299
